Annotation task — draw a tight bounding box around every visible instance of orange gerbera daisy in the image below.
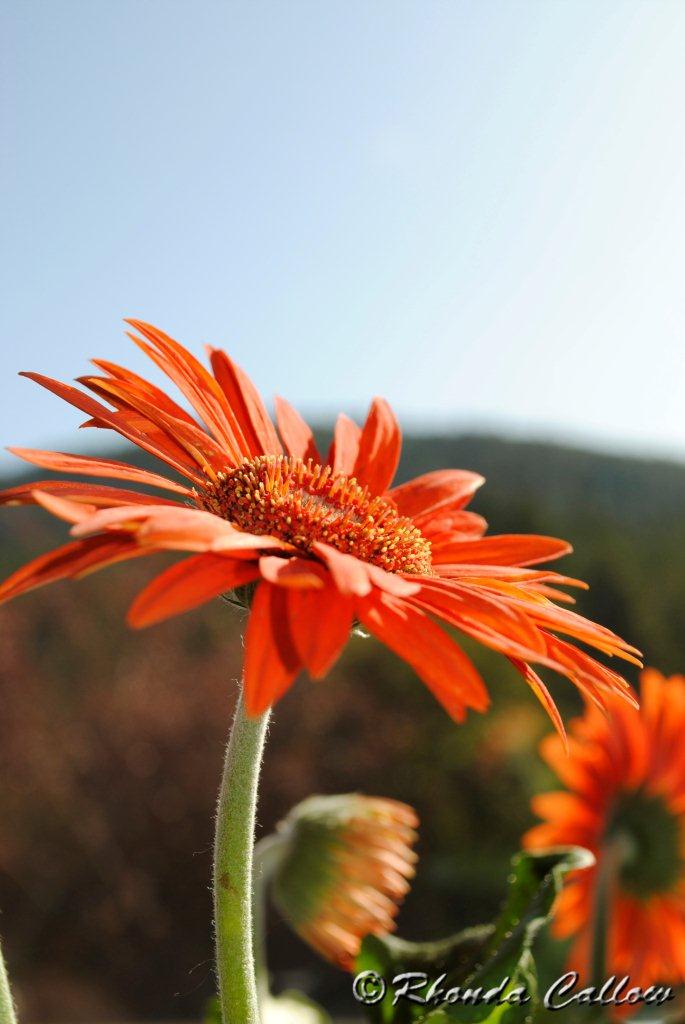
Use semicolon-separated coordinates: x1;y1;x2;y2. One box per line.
1;320;639;722
525;668;685;995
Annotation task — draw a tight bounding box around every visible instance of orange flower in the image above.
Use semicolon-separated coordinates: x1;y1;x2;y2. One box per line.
525;668;685;992
269;794;418;969
1;320;639;722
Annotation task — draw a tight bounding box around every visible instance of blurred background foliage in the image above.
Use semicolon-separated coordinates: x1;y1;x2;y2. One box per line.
1;431;683;1021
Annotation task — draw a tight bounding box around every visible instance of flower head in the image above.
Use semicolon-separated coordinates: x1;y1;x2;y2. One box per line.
270;794;418;969
1;321;639;724
525;669;685;993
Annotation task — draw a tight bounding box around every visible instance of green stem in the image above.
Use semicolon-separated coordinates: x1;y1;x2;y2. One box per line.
214;691;271;1024
0;937;17;1024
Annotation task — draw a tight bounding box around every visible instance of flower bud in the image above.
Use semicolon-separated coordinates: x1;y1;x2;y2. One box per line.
270;794;419;970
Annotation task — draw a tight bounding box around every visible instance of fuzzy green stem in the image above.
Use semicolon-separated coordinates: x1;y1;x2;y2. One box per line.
0;938;17;1024
214;691;270;1024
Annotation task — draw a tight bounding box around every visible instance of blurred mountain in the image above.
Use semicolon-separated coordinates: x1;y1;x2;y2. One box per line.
1;431;684;1021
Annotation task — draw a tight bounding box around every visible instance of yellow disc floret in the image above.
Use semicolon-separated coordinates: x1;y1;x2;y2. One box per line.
199;454;432;575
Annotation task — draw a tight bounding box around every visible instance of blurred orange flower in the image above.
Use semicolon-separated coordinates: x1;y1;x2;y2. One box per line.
270;794;418;969
1;321;639;721
525;668;685;992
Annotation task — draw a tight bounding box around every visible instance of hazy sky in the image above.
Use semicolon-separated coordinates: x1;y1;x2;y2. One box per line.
3;0;685;469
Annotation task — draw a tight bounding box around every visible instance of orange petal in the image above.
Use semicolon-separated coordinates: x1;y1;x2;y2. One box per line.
69;503;180;535
127;554;259;627
431;534;573;567
327;413;361;476
7;447;192;496
531;792;601;831
274;396;321;462
243;583;301;715
414;578;548;659
129;338;248;463
32;490;97;523
19;372;206;485
0;479;183;510
365;565;420;597
353;398;401;495
508;657;567;747
312;542;372;597
258;555;326;589
91;357;199;426
524;582;577;604
136;513;281;553
420;509;488;540
70;504;288;555
126;320;248;460
389;469;484;519
79;406;206;477
80;375;232;477
356;591;490;720
208;347;282;457
0;535;147;604
435;565;553;583
641;666;670;733
288;585;353;677
544;634;639;703
515;600;641;663
265;546;418;598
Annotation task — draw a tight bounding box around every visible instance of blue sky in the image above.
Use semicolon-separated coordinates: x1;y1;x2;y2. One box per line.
3;0;685;469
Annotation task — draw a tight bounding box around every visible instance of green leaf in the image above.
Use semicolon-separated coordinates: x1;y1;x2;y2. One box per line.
355;846;593;1024
426;845;593;1023
356;927;494;1024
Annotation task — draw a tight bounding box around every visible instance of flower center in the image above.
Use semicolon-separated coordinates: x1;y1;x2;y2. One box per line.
200;455;432;575
607;789;683;898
